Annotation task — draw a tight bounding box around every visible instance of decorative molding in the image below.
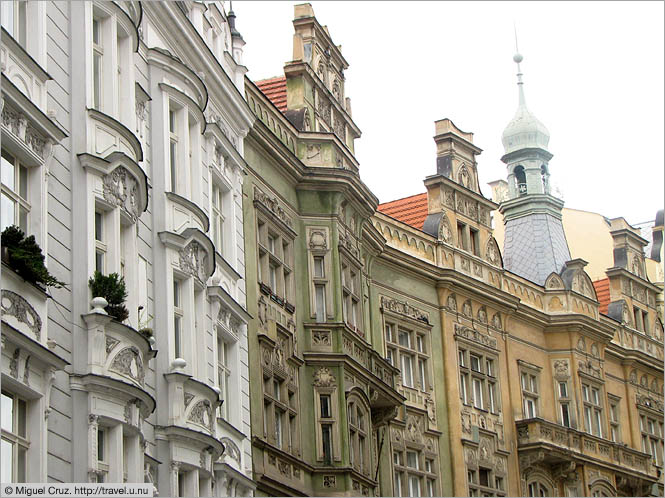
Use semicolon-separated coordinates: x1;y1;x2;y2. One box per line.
188;400;214;432
313;367;336;387
380;296;429;324
109;346;145;385
486;238;501;266
179;240;209;283
438;215;452;243
1;289;42;340
102;166;141;222
220;437;241;464
454;323;498;350
253;185;293;229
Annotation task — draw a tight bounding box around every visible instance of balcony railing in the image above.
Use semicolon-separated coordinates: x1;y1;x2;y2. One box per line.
515;418;658;480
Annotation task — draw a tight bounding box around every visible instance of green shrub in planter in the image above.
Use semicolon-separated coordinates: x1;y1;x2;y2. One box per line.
1;225;65;290
88;271;129;322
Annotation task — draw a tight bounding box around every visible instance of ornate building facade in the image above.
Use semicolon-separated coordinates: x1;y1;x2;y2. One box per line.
244;4;664;497
2;2;662;497
1;1;255;495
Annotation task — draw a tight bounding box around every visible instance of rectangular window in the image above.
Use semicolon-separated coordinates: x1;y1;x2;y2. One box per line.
642;311;649;335
315;284;326;322
582;383;603;436
633;307;642;331
470;354;481;372
559;382;568;398
320;395;331;419
458;349;466;367
321;424;332;464
470;228;479;256
520;368;539;418
398;330;411;348
1;391;27;483
457;222;466;250
401;354;414;388
460;373;468;404
313;256;325;278
561;403;571;428
488;382;497;413
275;411;283;448
394;471;403;497
486;359;494;377
92;17;103;110
1;150;29;233
173;279;183;359
217;338;230;419
473;378;483;409
409;476;421;497
211;185;225;254
94;210;105;273
419;358;427;391
478;468;490;487
406;451;418;469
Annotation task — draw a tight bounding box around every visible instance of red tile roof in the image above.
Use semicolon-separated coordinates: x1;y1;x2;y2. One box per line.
255;76;287;112
377;193;429;231
593;278;610;315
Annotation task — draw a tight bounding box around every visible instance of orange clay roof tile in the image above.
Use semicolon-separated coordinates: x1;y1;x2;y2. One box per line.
255;76;288;112
377;192;429;231
593;278;610;315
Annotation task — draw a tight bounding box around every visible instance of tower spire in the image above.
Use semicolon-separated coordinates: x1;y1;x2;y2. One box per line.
513;24;526;107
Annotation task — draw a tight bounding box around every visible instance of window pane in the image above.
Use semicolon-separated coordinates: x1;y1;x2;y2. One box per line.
419;359;426;391
1;193;15;231
559;382;567;398
174;316;182;358
561;404;570;427
313;256;324;278
320;395;331;418
170;141;177;192
315;284;326;322
322;424;332;463
1;439;12;483
93;18;101;44
398;330;410;348
402;355;413;387
470;355;480;372
16;446;26;482
97;428;105;461
18;206;27;233
2;150;15;189
1;393;13;432
18;165;27;199
17;399;26;437
406;451;418;469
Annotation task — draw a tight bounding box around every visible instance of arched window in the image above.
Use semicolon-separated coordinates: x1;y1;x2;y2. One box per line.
527;480;551;497
347;392;371;476
540;165;550;193
514;166;527;195
590;480;616;497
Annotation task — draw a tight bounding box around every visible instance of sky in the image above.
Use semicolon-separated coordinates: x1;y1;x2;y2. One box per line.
232;1;664;225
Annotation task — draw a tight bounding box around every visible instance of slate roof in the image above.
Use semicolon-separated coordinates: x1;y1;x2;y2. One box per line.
377;193;428;230
502;213;572;286
255;76;288;112
593;278;610;315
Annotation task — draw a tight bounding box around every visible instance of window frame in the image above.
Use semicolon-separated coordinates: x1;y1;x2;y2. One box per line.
1;149;30;233
1;391;28;483
458;348;500;414
519;363;541;419
386;321;431;392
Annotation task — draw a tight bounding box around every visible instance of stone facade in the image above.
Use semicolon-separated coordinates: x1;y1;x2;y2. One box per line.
1;2;255;495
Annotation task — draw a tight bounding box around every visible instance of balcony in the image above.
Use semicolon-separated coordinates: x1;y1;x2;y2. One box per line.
79;298;156;414
516;418;659;484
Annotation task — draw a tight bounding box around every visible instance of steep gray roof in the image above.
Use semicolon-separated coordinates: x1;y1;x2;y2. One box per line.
503;213;571;285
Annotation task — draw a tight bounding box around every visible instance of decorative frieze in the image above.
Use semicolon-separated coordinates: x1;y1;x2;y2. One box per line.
2;104;49;159
109;346;145;386
454;323;498;350
313;367;336;387
636;393;664;413
253;186;293;229
380;296;429;324
188;399;214;432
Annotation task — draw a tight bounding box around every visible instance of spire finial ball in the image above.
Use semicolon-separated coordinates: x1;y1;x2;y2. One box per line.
513;53;523;64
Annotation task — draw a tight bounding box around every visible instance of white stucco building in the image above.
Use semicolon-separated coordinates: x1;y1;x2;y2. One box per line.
1;1;256;495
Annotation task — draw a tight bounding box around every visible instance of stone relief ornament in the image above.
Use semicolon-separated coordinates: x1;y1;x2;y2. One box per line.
179;241;209;283
443;188;455;208
188;400;213;431
380;296;429;324
486;238;501;266
454;323;498;349
424;394;436;423
477;307;488;324
313;367;336;387
462;300;473;318
102;167;141;223
1;290;42;340
405;415;423;443
309;229;327;250
110;346;145;386
253;186;294;229
459;165;470;188
105;336;120;354
465;447;477;465
577;337;586;351
461;410;472;434
553;360;569;378
591;343;600;358
447;294;458;312
312;330;331;346
9;348;20;378
323;475;336;488
184;392;195;407
220;437;241;464
438;215;452;243
491;313;502;330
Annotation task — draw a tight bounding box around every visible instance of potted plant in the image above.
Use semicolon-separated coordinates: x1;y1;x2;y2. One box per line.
88;271;129;322
138;306;154;341
1;225;65;290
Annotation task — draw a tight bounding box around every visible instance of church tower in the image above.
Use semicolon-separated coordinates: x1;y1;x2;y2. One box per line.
499;52;571;285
